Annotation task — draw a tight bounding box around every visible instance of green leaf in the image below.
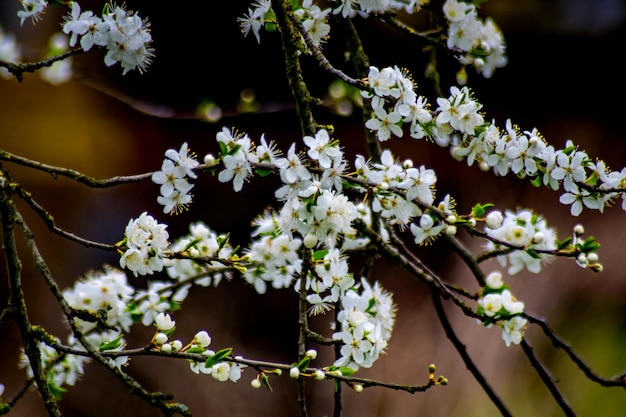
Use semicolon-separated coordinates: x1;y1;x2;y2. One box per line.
99;335;123;351
297;357;311;371
227;144;242;156
530;175;542;187
338;367;355;377
48;382;68;401
582;237;600;253
254;167;274;177
218;141;229;156
205;347;233;368
186;346;205;354
265;22;277;32
261;373;273;392
557;236;572;250
313;249;329;261
526;248;541;259
562;145;576;155
471;203;494;218
183;238;202;252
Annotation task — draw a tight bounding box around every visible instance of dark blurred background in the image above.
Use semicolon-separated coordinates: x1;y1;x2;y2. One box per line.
1;1;626;416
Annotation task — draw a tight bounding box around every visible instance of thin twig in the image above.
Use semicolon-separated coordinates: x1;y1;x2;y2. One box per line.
525;314;626;387
287;9;366;90
432;294;513;417
0;149;152;188
520;340;576;417
12;182;116;250
0;48;83;82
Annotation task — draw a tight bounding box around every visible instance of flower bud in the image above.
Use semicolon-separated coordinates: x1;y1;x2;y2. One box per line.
194;331;212;348
160;343;172;353
486;211;503;229
532;232;544;244
305;349;317;360
456;67;468;86
204;154;216;166
289;367;300;379
155;313;175;331
171;340;183;351
445;225;457;235
251;378;261;389
573;224;585;236
303;234;318;249
154;332;168;345
485;271;504;289
445;215;456;224
353;384;364;393
314;370;325;380
587;253;599;263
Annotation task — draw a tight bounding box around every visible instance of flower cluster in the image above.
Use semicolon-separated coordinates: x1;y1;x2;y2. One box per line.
243;229;303;294
361;68;626;217
119;212;170;276
152;142;199;214
476;271;527;347
151;314;246;383
333;279;396;371
356;149;439;228
238;0;429;48
189;356;246;383
216;127;259;192
63;266;134;333
62;2;153;74
443;0;507;78
484;209;557;275
295;0;331;48
165;222;234;287
20;341;89;391
20;267;137;393
364;66;434;142
332;0;427;18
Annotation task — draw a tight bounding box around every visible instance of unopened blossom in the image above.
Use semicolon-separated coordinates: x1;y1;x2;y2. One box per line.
155;312;175;331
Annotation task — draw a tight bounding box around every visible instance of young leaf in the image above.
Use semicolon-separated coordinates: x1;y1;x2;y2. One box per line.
99;336;123;351
205;347;233;368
